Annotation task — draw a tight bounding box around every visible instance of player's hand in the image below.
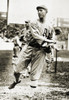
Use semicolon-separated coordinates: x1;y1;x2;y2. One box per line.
42;42;48;47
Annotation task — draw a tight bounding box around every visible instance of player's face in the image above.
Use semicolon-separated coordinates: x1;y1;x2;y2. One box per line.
37;8;47;19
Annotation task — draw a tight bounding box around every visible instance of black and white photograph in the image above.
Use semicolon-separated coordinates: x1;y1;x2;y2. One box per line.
0;0;69;100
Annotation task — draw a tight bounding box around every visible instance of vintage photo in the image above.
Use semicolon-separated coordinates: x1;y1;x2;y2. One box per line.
0;0;69;100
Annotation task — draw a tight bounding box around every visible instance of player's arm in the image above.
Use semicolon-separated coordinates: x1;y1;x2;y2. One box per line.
29;23;55;44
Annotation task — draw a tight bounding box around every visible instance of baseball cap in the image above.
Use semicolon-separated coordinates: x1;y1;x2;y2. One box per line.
36;5;48;13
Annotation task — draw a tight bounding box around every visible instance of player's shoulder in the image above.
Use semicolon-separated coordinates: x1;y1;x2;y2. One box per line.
45;22;53;30
30;20;38;26
30;20;39;30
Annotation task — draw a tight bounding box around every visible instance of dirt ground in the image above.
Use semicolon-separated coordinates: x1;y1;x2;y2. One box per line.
0;71;69;100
